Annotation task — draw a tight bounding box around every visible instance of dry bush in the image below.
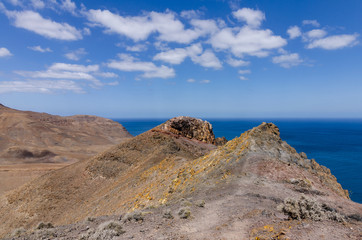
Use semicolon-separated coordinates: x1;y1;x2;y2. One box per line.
90;221;125;240
178;207;191;219
278;195;345;222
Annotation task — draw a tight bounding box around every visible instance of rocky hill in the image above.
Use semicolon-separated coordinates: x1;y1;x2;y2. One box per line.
0;104;132;164
0;117;361;239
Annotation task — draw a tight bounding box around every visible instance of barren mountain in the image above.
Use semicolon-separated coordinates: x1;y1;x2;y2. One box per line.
0;117;361;239
0;104;132;195
0;104;132;164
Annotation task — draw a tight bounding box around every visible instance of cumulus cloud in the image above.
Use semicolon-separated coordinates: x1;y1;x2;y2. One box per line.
154;43;221;69
191;49;222;69
126;44;148;52
306;29;327;39
180;10;201;19
272;53;303;68
287;26;301;39
0;47;12;57
48;62;99;72
64;48;87;61
154;47;190;64
28;45;52;52
239;76;248;80
0;80;83;93
302;20;320;27
15;63;109;86
232;8;265;28
30;0;45;9
108;54;175;79
210;26;287;57
86;9;216;43
306;34;359;50
3;9;82;40
226;57;250;67
186;78;196;83
60;0;77;15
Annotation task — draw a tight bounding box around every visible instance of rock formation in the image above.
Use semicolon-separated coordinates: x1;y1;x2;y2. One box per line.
157;116;228;145
0;118;361;239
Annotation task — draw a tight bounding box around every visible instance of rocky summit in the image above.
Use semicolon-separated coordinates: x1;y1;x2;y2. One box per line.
0;117;361;240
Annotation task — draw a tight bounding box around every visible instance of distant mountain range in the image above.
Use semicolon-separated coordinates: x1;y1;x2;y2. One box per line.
0;103;132;165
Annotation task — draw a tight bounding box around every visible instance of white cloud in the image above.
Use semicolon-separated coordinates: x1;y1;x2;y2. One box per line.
200;79;210;84
4;9;82;40
108;54;175;79
83;27;91;35
306;29;327;39
238;69;251;74
154;48;189;64
154;43;221;69
180;10;201;19
226;57;250;67
28;45;52;53
302;20;320;27
287;26;301;39
15;63;107;86
191;49;222;69
86;9;216;44
210;26;287;57
64;48;87;61
0;80;83;93
7;0;22;6
60;0;76;14
232;8;265;28
0;47;12;57
95;72;118;78
126;44;148;52
272;53;303;68
48;63;99;72
30;0;45;9
186;78;196;83
306;34;359;50
239;76;248;80
153;43;202;64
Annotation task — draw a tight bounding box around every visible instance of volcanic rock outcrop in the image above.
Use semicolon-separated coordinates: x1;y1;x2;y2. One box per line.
157;116;228;145
0;118;361;239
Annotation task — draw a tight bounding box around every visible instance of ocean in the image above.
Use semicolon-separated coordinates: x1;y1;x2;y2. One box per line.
114;119;362;204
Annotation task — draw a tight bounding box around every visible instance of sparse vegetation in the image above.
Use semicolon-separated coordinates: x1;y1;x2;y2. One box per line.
278;196;345;222
163;209;174;219
90;221;125;240
178;207;191;219
36;222;54;229
124;211;144;222
195;200;205;207
11;227;26;237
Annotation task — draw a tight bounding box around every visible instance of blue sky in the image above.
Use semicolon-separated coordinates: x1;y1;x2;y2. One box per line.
0;0;361;118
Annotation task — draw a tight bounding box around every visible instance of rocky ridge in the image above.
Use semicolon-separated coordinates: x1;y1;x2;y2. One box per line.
0;118;361;239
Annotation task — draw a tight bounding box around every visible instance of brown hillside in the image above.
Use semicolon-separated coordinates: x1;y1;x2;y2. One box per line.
0;104;132;165
0;104;132;195
0;118;361;239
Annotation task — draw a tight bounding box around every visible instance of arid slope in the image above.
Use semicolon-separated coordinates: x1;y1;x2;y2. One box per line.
0;117;361;239
0;104;132;164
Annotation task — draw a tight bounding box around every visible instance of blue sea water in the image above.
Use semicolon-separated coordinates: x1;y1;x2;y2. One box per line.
114;119;362;204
